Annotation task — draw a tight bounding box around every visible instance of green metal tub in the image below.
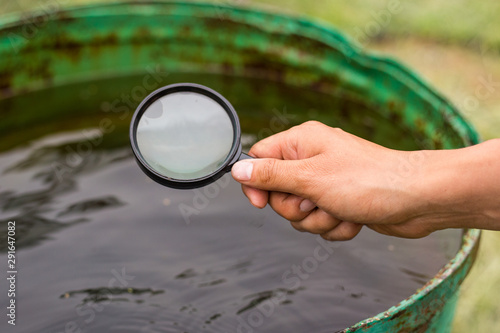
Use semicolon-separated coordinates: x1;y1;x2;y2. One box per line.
0;1;480;332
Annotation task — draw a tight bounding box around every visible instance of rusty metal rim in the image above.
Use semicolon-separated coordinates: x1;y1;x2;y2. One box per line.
342;228;480;331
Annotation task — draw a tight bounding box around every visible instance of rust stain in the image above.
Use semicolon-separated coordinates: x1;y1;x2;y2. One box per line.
0;71;14;91
48;32;84;63
27;58;53;82
389;110;402;124
414;117;426;131
239;48;287;82
432;135;443;149
202;16;256;32
181;25;192;36
287;32;336;55
131;26;154;44
309;77;340;94
92;33;119;46
88;32;120;58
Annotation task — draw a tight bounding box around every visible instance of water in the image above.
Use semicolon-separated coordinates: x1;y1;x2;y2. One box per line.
0;73;461;332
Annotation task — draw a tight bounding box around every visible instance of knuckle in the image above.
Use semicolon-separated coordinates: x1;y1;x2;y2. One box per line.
258;159;277;185
329;126;345;136
336;227;358;241
249;137;270;157
294;121;345;139
321;233;335;242
303;120;322;128
310;225;332;234
302;219;332;235
290;120;321;135
281;210;301;222
271;203;301;222
338;232;356;241
321;229;356;242
290;222;306;232
294;160;319;191
269;193;305;222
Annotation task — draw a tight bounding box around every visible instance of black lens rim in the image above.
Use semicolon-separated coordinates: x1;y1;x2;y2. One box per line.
130;83;242;189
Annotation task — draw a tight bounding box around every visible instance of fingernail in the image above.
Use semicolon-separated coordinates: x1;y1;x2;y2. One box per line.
232;161;253;181
299;199;316;212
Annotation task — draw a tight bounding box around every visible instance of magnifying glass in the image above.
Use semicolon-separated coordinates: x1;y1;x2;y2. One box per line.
130;83;252;189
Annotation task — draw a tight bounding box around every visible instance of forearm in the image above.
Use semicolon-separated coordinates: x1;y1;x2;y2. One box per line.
417;139;500;231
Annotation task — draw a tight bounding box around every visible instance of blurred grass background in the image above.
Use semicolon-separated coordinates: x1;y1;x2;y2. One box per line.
2;0;499;331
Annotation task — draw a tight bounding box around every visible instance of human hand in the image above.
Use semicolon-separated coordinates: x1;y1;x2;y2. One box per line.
231;121;500;240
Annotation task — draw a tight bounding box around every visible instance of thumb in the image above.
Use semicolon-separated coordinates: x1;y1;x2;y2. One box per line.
231;158;308;195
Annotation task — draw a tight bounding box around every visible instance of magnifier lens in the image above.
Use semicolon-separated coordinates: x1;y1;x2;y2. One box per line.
136;91;234;180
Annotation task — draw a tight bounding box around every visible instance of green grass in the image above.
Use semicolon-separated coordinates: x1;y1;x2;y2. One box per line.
248;0;500;52
453;231;500;332
2;0;499;331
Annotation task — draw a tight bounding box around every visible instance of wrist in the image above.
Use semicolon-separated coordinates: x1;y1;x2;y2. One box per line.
416;139;500;230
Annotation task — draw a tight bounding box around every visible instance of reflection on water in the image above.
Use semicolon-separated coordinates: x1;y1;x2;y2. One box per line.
61;287;165;304
0;74;462;332
58;196;125;217
236;288;305;315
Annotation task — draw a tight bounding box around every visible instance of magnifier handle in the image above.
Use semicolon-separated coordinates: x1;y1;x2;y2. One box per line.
239;152;254;161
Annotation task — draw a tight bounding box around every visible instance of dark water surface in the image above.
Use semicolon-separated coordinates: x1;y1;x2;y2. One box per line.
0;73;461;332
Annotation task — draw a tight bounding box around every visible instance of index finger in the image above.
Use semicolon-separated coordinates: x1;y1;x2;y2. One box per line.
249;123;325;160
